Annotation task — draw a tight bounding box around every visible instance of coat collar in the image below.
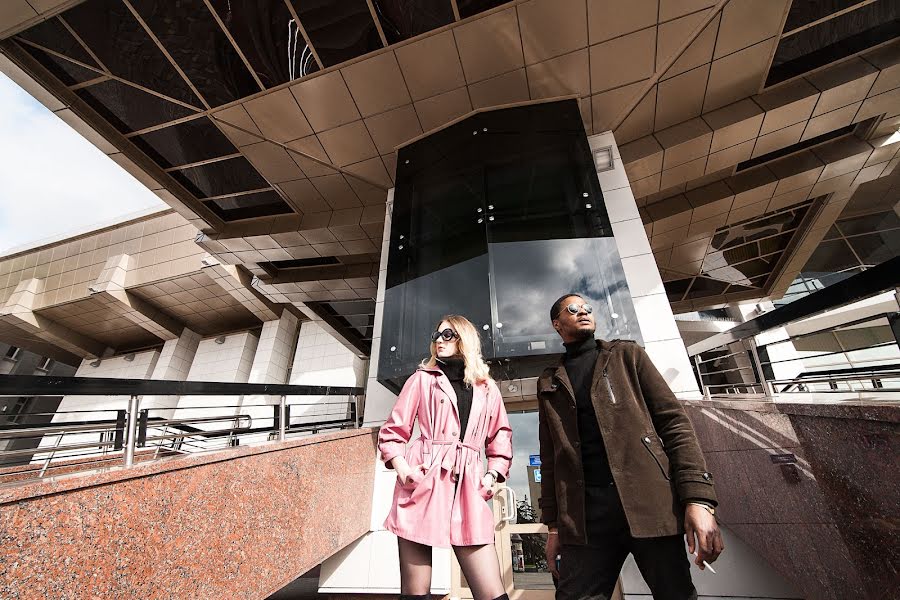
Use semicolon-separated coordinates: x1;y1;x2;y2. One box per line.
551;339;624;401
418;366;487;442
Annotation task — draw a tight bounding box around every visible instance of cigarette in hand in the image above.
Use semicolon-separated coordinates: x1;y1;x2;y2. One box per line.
693;552;717;574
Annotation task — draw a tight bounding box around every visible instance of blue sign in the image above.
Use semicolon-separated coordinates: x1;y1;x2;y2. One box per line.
529;454;541;467
533;469;542;483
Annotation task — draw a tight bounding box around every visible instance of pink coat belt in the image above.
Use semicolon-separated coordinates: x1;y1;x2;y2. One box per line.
421;437;481;477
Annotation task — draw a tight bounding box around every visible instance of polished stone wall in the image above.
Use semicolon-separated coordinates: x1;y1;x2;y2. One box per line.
0;428;378;599
686;399;898;600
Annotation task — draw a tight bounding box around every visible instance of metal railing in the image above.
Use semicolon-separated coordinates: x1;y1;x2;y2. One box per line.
687;257;900;400
0;376;364;485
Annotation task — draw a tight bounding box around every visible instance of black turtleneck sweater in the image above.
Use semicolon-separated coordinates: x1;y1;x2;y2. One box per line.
437;357;473;437
563;337;613;487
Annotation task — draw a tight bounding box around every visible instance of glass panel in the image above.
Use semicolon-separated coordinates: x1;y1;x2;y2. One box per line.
783;0;863;32
171;156;269;198
204;189;293;221
75;79;197;133
379;166;492;392
511;533;554;589
837;211;900;237
373;0;455;44
17;17;99;66
803;239;858;273
20;45;100;85
129;0;260;106
208;0;298;87
686;277;729;299
456;0;512;19
846;232;900;267
664;278;692;303
491;239;641;358
506;411;553;589
63;0;201;106
768;1;900;86
131;116;237;168
507;411;542;520
289;0;384;67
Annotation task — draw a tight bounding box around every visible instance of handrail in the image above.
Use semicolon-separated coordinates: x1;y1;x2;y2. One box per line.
687;256;899;356
0;375;364;485
0;375;364;397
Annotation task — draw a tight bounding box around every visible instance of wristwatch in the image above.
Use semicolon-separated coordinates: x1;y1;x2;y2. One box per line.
689;502;716;516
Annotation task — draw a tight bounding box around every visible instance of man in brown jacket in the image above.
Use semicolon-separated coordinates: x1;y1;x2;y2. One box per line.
539;294;723;600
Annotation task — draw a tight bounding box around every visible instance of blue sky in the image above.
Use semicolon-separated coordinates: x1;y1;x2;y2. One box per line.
0;72;164;254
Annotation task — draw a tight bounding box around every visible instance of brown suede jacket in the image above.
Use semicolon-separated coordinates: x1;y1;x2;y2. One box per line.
537;339;717;543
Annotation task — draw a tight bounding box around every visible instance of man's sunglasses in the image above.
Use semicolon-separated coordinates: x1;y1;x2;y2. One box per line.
431;328;460;343
555;302;593;319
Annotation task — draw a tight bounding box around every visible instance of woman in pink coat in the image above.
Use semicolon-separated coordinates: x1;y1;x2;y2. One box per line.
378;315;513;600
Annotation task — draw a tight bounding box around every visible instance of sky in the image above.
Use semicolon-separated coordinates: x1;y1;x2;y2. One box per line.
0;72;164;254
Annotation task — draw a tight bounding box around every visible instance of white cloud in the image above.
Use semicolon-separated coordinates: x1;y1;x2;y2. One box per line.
0;72;165;254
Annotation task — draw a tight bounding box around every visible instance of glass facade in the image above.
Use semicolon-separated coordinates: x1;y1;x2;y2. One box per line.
378;100;641;391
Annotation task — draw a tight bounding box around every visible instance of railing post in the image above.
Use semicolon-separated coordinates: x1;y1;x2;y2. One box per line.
747;339;774;398
124;394;140;467
278;395;286;442
693;354;710;401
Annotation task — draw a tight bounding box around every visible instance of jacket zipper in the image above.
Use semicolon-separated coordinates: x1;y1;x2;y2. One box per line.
642;435;671;480
603;370;617;404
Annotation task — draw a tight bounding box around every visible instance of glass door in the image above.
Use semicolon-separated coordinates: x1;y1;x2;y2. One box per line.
451;405;555;600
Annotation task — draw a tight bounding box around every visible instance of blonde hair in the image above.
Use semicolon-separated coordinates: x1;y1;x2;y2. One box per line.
421;315;492;387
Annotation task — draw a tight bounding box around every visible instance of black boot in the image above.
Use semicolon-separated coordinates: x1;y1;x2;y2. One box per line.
491;595;510;600
399;595;429;600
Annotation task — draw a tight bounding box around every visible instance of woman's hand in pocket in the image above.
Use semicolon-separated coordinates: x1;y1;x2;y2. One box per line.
398;463;427;487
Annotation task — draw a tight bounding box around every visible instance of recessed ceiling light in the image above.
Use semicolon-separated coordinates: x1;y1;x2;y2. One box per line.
593;147;613;171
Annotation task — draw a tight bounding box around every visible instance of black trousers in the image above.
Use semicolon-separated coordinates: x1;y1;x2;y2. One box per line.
556;485;697;600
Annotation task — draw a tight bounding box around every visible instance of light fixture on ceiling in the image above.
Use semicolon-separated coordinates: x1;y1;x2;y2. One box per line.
215;336;226;344
124;353;135;362
593;146;614;172
507;384;518;393
89;359;102;368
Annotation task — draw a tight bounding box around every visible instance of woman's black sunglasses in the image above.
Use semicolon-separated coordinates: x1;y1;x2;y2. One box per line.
431;328;460;343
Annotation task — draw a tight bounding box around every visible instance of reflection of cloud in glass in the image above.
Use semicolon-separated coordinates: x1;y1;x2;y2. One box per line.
505;412;541;506
491;238;642;347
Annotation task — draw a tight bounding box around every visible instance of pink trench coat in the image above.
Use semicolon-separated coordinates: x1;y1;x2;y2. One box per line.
378;366;513;548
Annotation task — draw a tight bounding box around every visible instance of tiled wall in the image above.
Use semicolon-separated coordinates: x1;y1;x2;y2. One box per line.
590;131;701;398
0;210;203;310
174;332;260;429
42;349;161;455
289;321;367;425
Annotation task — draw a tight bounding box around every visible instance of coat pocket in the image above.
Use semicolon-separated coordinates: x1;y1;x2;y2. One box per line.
641;434;671;480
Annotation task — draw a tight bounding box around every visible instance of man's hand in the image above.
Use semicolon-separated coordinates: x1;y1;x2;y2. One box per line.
684;504;724;569
545;531;560;579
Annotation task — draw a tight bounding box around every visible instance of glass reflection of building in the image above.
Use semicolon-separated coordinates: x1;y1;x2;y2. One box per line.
377;100;642;391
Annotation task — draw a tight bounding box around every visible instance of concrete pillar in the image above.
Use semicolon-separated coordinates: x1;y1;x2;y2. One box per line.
142;328;202;418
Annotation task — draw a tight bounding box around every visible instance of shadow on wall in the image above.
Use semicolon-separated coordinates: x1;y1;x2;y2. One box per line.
686;402;899;600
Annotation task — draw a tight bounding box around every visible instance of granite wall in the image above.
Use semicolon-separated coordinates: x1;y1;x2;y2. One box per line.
686;400;899;600
0;428;378;599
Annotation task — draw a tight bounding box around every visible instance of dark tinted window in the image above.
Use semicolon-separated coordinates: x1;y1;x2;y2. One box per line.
767;1;900;85
129;0;260;106
131;117;237;168
20;44;99;85
205;190;293;220
208;0;302;86
289;0;383;67
783;0;863;32
76;79;197;133
63;0;202;106
373;0;455;44
17;17;98;66
456;0;511;19
171;155;269;198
